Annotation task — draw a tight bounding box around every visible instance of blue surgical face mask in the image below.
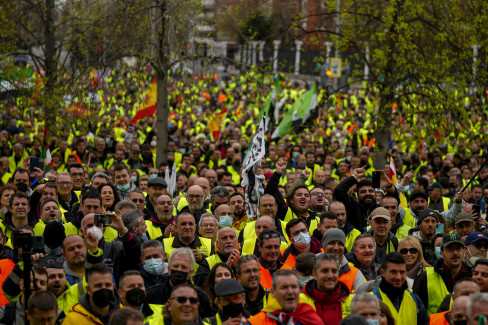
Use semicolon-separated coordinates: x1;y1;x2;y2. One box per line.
149;173;158;180
131;175;137;183
45;245;62;256
105;138;110;144
178;149;186;154
218;215;233;228
139;234;148;243
144;258;164;275
294;232;311;248
292;152;300;159
435;246;442;259
366;320;380;325
117;183;131;192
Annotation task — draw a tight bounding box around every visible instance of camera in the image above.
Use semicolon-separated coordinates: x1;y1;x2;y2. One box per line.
94;214;112;225
12;232;44;251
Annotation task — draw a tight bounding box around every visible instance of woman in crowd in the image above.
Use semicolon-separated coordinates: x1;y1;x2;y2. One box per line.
98;183;121;213
398;236;431;281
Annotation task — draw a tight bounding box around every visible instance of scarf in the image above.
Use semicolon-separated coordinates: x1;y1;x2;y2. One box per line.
406;261;422;279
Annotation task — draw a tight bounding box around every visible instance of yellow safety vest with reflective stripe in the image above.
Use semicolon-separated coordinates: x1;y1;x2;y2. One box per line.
425;267;450;315
242;220;290;244
373;288;418;325
63;222;118;242
284;208;320;236
163;236;212;275
403;209;417;228
345;229;361;252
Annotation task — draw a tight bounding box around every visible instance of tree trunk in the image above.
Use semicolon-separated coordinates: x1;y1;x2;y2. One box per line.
43;0;58;126
155;0;169;166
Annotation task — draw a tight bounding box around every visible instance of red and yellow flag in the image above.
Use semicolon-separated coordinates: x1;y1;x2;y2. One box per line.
130;77;157;125
209;108;228;140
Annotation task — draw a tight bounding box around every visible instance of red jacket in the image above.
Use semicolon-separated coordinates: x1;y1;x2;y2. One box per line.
302;279;351;325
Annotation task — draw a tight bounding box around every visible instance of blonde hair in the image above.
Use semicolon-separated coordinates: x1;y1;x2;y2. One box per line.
398;236;431;268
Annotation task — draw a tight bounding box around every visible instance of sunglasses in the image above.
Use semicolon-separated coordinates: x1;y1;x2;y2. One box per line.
400;248;418;255
131;199;145;203
171;296;199;304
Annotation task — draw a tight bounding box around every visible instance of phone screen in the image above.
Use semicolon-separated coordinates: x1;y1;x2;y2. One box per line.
435;223;445;235
372;171;381;188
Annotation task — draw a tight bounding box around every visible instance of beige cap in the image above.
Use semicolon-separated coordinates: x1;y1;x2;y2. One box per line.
370;207;391;221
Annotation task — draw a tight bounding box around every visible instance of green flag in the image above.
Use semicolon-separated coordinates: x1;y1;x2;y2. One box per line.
258;74;281;126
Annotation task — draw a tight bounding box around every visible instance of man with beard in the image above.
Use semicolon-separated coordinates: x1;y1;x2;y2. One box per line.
284;180;320;235
236;255;267;316
145;194;175;240
33;198;62;236
334;167;398;230
178;185;207;225
408;208;438;261
176;177;211;211
367;207;398;262
413;234;472;315
63;263;120;324
229;192;247;231
403;191;464;228
145;247;213;318
310;187;328;217
62;235;87;285
194;227;240;287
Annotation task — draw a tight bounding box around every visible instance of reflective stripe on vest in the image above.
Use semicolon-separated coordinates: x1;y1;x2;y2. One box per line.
425;267;450;315
374;288;418;325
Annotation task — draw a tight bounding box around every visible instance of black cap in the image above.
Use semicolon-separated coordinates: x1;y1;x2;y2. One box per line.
409;191;428;202
148;177;167;188
39;256;64;269
442;233;464;248
427;182;442;191
417;208;439;223
215;279;245;297
43;221;66;248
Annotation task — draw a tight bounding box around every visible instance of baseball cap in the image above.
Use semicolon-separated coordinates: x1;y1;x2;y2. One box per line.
369;207;391;221
465;231;488;246
215;279;245;297
427;183;442;191
409;191;428;202
321;228;346;248
455;212;474;225
148;177;167;188
442;233;464;248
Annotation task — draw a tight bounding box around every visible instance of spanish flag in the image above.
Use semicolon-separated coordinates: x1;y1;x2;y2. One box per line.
390;157;408;208
209;108;228;140
130;77;157;125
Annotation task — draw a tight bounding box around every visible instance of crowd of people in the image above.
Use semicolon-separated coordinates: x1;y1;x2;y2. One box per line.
0;69;488;325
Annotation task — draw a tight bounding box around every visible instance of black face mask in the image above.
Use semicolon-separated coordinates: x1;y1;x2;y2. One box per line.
16;182;28;193
170;270;188;286
449;182;456;188
125;287;146;306
222;301;243;318
92;288;113;308
453;321;467;325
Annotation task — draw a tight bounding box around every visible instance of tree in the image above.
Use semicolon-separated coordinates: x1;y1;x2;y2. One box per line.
293;0;488;168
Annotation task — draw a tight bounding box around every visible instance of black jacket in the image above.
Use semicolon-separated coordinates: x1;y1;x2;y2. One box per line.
264;171;288;221
145;275;214;318
412;258;472;311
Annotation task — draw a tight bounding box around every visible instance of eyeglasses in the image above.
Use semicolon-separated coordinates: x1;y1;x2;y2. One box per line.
71;173;83;177
311;192;326;197
157;201;172;206
57;181;72;187
188;194;203;200
400;248;419;255
291;228;308;237
240;268;260;275
260;232;280;240
171;296;199;304
131;199;145;203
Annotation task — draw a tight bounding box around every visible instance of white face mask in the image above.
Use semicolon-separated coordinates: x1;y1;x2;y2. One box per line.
87;226;103;241
294;232;311;248
468;247;487;265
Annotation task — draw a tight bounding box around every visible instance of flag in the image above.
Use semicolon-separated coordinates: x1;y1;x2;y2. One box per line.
272;82;317;139
389;157;408;209
40;125;53;172
259;75;281;132
130;77;157;125
209;108;228;140
241;116;267;219
291;81;318;131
